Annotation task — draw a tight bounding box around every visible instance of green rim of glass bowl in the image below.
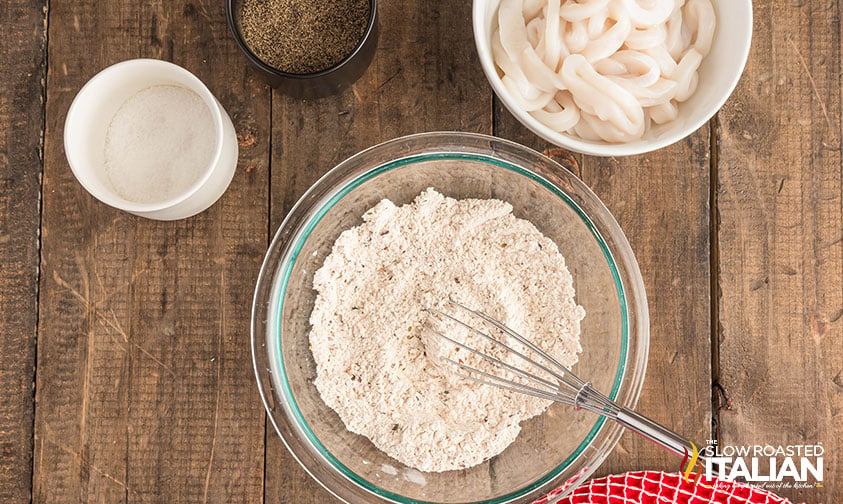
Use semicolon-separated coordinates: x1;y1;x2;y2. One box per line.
268;152;629;504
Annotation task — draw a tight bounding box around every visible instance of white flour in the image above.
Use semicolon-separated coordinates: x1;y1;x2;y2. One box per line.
309;189;585;472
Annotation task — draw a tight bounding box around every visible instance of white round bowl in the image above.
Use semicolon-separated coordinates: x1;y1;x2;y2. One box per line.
473;0;753;157
64;59;238;220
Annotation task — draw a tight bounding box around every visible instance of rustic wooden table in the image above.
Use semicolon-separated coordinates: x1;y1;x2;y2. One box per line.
1;0;840;502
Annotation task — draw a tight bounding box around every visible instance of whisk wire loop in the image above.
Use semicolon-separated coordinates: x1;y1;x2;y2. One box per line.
430;327;560;390
426;300;699;461
429;306;580;392
447;299;586;387
427;301;621;417
444;357;576;405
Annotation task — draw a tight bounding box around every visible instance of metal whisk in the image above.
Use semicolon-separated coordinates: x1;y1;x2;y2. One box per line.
426;299;702;463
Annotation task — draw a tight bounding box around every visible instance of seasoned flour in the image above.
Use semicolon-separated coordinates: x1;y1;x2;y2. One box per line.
309;189;585;472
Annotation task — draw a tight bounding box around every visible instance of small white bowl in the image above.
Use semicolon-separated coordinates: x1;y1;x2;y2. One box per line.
473;0;753;157
64;59;238;220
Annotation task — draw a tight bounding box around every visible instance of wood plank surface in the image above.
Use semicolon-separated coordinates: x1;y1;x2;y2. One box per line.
16;0;842;502
0;0;46;502
33;0;270;501
583;134;713;477
263;0;493;501
715;1;842;502
495;110;713;478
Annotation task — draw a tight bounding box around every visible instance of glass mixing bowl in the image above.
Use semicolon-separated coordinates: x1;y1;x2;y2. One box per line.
252;132;649;503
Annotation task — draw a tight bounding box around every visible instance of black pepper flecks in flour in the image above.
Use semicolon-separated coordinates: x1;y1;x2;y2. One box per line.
309;189;585;472
237;0;370;74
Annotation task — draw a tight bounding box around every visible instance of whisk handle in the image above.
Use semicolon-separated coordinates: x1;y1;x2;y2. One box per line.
615;407;697;458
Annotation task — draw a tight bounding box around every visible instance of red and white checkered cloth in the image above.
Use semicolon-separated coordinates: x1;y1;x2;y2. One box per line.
532;471;799;504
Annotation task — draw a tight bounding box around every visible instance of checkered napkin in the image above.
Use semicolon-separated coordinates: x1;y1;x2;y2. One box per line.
532;471;799;504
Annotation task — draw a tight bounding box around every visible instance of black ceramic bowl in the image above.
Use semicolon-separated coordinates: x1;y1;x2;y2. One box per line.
226;0;378;98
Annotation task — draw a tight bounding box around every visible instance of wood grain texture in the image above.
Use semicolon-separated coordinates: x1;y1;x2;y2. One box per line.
33;0;269;501
263;0;493;500
494;110;713;478
0;0;46;502
16;0;840;502
583;135;712;477
715;1;842;501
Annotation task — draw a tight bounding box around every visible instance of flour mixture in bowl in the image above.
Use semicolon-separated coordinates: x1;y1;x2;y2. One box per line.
309;188;585;472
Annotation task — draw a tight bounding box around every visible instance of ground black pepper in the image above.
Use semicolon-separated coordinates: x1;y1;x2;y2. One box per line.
237;0;370;74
